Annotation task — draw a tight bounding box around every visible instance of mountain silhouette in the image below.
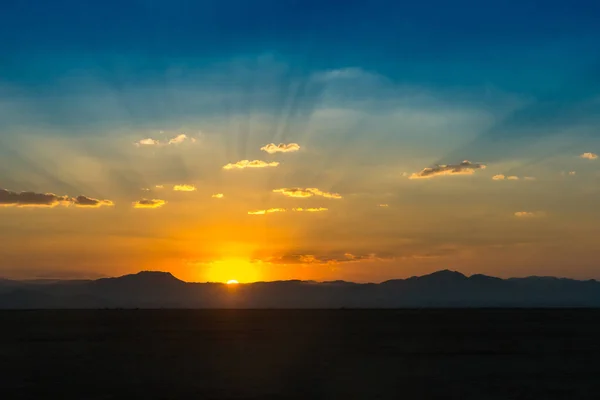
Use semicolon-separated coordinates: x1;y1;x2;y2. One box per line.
1;269;600;308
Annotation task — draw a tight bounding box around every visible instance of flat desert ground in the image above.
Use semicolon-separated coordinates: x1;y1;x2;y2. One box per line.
1;309;599;399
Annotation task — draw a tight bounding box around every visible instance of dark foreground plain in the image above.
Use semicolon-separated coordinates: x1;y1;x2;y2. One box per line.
1;310;600;399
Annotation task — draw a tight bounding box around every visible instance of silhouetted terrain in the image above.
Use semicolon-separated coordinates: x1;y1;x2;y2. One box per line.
2;270;600;308
1;309;600;399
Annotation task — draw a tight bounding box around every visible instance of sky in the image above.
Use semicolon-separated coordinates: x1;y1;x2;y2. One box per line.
1;0;600;282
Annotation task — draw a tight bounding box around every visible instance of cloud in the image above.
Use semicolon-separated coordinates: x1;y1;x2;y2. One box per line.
261;252;386;265
292;207;328;212
0;189;71;208
524;176;536;181
223;160;280;170
133;199;167;209
569;171;577;176
492;174;505;180
514;211;545;218
507;176;519;180
260;143;301;154
136;138;160;146
212;193;224;199
72;195;114;208
409;160;486;179
0;189;113;208
273;188;342;199
168;134;188;145
173;184;197;192
155;185;164;189
378;204;389;207
248;208;286;215
134;133;193;147
580;152;598;160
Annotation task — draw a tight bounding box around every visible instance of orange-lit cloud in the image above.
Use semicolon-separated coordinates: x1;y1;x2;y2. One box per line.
260;143;301;154
261;252;386;265
409;160;486;179
378;204;389;207
292;207;328;212
492;174;505;180
273;187;342;199
72;196;114;208
155;185;164;189
212;193;224;199
133;199;167;209
248;208;286;215
514;211;545;218
507;176;519;180
223;160;280;170
580;152;598;160
173;184;197;192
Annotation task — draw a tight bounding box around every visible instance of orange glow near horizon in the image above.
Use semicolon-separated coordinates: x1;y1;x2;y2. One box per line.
203;259;261;283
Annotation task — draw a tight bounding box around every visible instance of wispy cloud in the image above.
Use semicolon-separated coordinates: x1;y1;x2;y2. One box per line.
580;152;598;160
133;199;167;209
262;252;386;265
173;184;197;192
211;193;224;199
248;208;286;215
155;185;164;189
0;189;113;208
292;207;328;212
409;160;486;179
135;133;194;147
273;188;342;199
514;211;545;218
493;174;520;181
378;204;389;207
72;196;114;208
260;143;301;154
524;176;536;181
569;171;577;176
223;160;279;170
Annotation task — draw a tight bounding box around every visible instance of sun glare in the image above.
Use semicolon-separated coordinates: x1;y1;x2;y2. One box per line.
204;258;260;283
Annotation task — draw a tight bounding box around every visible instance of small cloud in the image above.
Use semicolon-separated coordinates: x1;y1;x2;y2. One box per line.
292;207;328;212
507;176;519;180
260;143;301;154
141;188;151;191
273;188;342;199
136;138;160;146
135;133;194;147
155;185;164;189
133;199;167;209
248;208;286;215
492;174;505;180
173;184;197;192
168;134;188;145
524;177;536;181
212;193;224;199
223;160;280;170
378;204;389;207
514;211;545;218
580;152;598;160
569;171;577;176
409;160;486;179
72;195;114;208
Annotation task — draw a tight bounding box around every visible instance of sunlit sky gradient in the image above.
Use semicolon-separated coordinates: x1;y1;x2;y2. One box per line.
1;0;600;282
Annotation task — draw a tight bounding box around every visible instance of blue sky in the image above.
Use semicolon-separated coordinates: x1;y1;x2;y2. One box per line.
1;0;599;281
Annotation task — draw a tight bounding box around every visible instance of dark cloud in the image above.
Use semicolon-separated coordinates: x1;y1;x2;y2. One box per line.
0;189;114;208
133;199;167;209
409;160;486;179
0;189;71;207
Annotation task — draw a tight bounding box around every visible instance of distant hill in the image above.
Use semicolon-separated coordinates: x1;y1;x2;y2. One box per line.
1;269;599;309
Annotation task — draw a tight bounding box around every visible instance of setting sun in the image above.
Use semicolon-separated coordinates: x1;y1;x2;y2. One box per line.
227;279;239;285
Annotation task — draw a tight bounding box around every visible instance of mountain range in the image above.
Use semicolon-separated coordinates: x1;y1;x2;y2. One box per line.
1;270;600;308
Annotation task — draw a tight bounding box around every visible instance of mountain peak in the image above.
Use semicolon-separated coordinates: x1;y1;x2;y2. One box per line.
419;269;468;281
